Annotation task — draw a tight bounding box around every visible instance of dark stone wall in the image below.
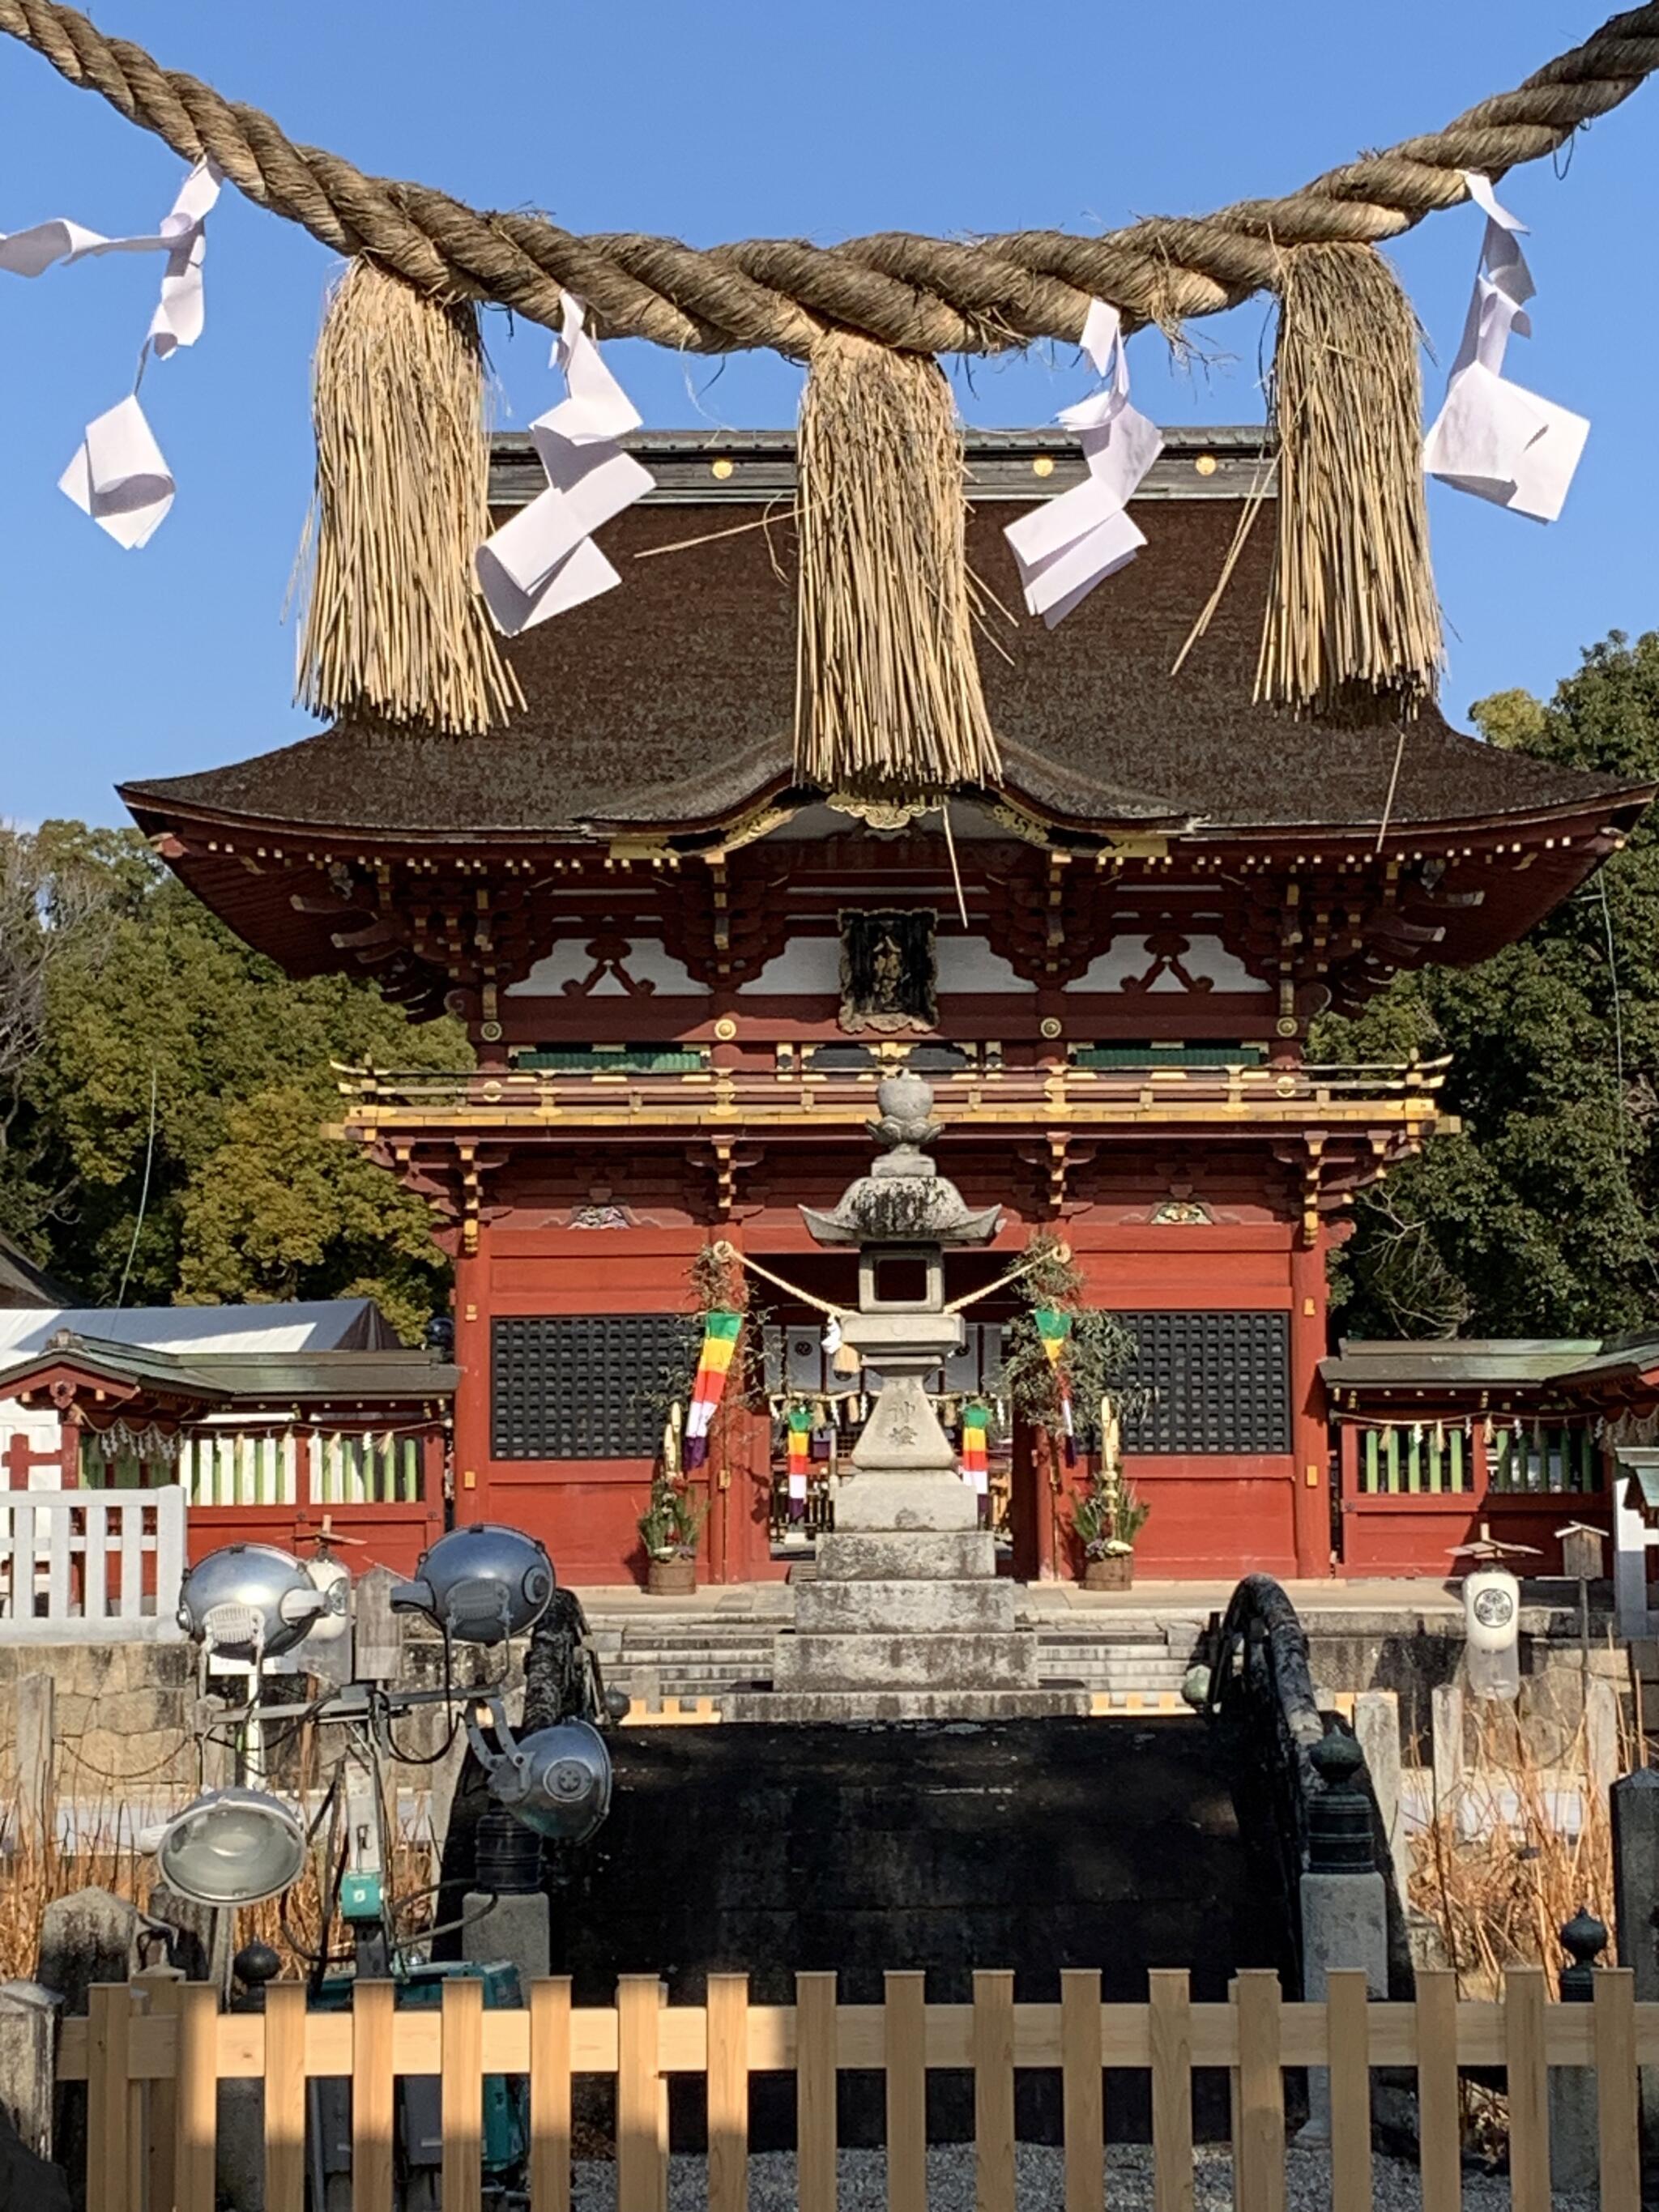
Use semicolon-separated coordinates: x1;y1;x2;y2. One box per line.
441;1716;1293;2145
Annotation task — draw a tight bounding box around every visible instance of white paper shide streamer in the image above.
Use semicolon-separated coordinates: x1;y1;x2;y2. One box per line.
476;293;654;634
1422;173;1589;524
0;160;223;546
1004;301;1163;626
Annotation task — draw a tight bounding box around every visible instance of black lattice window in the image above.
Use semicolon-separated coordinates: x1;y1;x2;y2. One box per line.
492;1315;697;1460
1116;1311;1290;1456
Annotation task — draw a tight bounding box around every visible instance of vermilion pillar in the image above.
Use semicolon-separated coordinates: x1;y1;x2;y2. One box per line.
1289;1233;1333;1577
451;1233;491;1520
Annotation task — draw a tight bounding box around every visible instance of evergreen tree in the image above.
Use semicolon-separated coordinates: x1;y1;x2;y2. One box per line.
0;822;468;1341
1316;632;1659;1340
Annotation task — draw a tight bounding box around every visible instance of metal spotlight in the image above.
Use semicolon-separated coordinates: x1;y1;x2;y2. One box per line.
390;1524;555;1646
464;1698;612;1845
154;1788;308;1907
489;1720;613;1843
177;1543;328;1665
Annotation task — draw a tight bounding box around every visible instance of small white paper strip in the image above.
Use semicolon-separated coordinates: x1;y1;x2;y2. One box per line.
476;292;654;634
1422;171;1589;524
0;160;222;352
1;161;222;547
58;393;174;548
1003;301;1163;624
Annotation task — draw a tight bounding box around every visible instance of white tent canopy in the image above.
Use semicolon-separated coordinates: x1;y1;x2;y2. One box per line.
0;1297;396;1362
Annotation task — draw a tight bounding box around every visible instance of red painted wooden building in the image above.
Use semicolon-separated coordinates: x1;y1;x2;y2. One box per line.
117;426;1653;1585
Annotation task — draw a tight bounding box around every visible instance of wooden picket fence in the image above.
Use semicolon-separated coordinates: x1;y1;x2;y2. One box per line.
58;1963;1656;2212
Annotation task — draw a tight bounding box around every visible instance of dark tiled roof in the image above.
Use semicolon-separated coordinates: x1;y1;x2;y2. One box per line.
122;481;1648;842
0;1231;75;1309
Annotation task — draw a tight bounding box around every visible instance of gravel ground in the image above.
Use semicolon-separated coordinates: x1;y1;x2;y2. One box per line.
571;2142;1597;2212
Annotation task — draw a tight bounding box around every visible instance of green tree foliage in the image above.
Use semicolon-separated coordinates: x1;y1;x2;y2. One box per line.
1314;632;1659;1340
0;823;469;1341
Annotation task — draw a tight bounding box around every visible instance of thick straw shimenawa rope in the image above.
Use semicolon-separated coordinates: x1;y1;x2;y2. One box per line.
0;0;1656;355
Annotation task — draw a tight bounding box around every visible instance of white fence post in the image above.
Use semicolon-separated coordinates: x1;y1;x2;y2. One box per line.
0;1486;188;1643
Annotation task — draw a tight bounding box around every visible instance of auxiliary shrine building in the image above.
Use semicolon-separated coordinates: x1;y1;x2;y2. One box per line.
121;428;1653;1587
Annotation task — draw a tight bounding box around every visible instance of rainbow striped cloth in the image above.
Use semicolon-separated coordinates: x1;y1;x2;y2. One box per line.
683;1311;742;1468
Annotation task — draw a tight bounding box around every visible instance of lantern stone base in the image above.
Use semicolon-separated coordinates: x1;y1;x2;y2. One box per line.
743;1468;1082;1720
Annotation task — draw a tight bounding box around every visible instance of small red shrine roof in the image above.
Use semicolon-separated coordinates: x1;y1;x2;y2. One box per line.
1321;1336;1659;1404
0;1329;459;1417
121;429;1652;849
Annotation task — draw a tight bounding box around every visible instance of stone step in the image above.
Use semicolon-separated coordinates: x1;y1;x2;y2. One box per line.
795;1579;1017;1636
610;1627;778;1647
817;1531;997;1582
773;1629;1041;1692
619;1636;778;1654
723;1686;1093;1723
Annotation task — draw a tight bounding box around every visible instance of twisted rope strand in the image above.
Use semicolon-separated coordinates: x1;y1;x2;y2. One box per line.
0;0;1655;352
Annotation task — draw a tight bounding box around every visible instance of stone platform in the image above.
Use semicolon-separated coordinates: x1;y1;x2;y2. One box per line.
733;1470;1088;1721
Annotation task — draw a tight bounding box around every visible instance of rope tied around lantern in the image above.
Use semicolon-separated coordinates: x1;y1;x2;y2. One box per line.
708;1237;1066;1331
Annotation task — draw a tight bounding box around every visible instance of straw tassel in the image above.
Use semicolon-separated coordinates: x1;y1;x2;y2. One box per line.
795;330;1000;796
1258;243;1442;725
296;259;524;735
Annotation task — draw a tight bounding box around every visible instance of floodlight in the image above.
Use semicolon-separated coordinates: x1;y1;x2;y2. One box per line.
486;1718;613;1844
390;1524;554;1645
177;1543;327;1664
154;1788;308;1907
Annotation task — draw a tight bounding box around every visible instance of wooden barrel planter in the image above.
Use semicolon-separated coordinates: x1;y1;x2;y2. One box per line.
1082;1554;1134;1592
647;1554;697;1596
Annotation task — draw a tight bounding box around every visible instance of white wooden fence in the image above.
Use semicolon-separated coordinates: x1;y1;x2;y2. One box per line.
0;1485;186;1640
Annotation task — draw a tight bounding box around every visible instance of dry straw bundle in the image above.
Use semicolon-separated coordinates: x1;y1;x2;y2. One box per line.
795;331;1000;795
1259;243;1443;724
296;260;523;735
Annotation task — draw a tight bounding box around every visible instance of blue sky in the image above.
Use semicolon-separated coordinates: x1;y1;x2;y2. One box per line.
1;2;1654;828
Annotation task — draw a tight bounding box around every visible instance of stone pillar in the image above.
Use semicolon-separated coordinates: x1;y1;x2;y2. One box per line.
353;1565;402;1686
1354;1690;1411;1906
1549;1912;1609;2196
0;1983;58;2161
1585;1675;1621;1811
1289;1234;1332;1579
1430;1682;1464;1819
1613;1767;1659;2152
463;1890;550;1993
1298;1731;1388;2146
15;1673;56;1860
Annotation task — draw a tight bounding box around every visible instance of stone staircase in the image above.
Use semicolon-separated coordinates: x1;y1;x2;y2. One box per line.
582;1600;1205;1709
1033;1621;1201;1703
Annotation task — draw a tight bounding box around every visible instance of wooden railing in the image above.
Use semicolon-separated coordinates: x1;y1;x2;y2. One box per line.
335;1055;1449;1132
0;1485;186;1640
58;1964;1652;2212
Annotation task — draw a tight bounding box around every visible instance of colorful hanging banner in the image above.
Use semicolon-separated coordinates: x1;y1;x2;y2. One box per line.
961;1402;990;1496
1034;1306;1078;1467
682;1310;742;1469
787;1403;812;1504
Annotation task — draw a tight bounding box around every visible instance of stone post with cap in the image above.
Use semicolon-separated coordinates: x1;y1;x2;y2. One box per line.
1549;1909;1610;2194
1298;1726;1388;2146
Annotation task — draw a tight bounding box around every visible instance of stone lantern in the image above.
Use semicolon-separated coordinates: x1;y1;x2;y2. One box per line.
800;1068;1000;1529
731;1072;1088;1720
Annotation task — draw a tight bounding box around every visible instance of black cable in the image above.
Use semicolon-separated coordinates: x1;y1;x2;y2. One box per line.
308;1784;350;2001
386;1629;465;1764
408;1891;500;1954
